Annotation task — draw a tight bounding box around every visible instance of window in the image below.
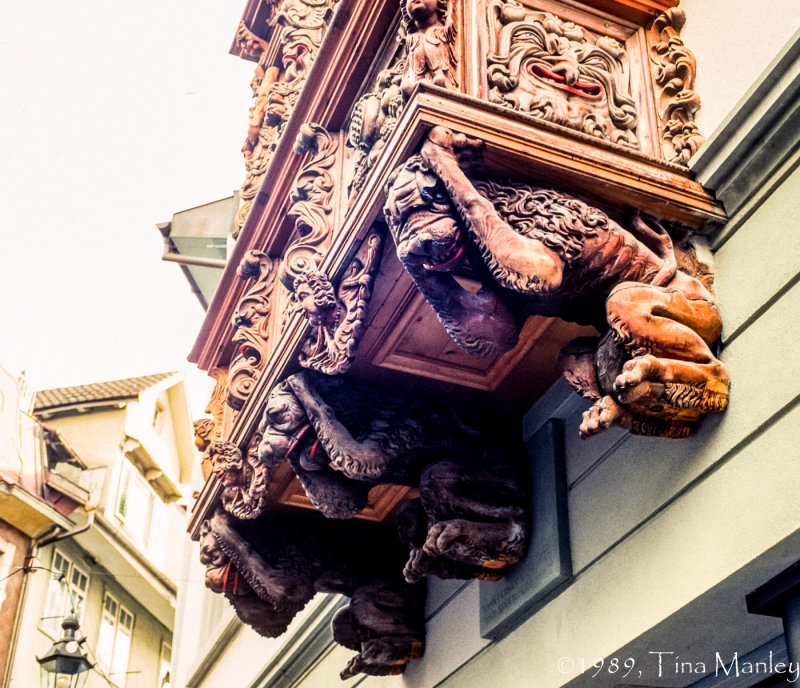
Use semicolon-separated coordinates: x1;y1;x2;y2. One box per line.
96;592;134;687
116;461;154;547
41;550;88;635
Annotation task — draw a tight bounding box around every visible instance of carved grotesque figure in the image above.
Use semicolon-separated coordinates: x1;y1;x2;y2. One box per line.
401;0;457;98
486;2;638;148
255;370;527;582
384;126;729;439
209;438;270;519
199;509;425;678
291;232;383;375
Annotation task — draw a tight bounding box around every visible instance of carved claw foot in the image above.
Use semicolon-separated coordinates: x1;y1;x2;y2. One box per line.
580;396;624;438
403;547;434;584
614;354;665;391
422;519;525;572
340;636;425;679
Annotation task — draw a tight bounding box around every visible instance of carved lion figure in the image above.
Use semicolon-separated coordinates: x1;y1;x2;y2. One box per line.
199;509;425;678
256;370;527;582
384;126;729;439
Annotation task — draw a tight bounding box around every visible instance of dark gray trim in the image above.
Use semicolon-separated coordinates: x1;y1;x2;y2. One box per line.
690;29;800;248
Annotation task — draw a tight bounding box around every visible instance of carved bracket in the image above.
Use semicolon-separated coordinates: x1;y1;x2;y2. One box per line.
199;508;425;677
257;370;528;580
647;8;704;164
384;127;729;438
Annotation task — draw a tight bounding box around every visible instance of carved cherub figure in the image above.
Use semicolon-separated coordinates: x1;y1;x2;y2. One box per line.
400;0;457;99
384;126;729;439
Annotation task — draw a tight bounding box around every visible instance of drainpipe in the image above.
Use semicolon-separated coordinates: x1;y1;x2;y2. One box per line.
2;511;95;688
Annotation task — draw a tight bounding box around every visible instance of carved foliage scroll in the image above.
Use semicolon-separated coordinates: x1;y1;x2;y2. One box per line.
647;8;704;164
294;230;384;375
278;124;338;291
234;0;340;238
227;251;278;411
486;0;638;149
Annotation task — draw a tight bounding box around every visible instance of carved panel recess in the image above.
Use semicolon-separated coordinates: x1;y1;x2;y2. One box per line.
647;8;704;164
234;0;340;238
347;0;459;200
227;251;279;411
485;0;639;149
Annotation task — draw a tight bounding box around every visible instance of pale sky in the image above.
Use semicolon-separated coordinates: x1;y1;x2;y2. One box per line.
0;0;255;408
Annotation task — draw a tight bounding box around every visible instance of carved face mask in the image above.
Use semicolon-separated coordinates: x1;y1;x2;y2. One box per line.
385;157;465;272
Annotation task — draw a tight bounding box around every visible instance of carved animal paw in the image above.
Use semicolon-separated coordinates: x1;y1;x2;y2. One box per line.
580;396;624;438
338;449;387;480
403;548;434;584
614;355;667;403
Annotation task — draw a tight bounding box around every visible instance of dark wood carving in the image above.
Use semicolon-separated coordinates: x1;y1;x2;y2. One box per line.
647;8;704;164
193;418;217;481
199;509;425;678
227;251;278;411
485;1;638;149
294;230;384;374
256;370;527;580
384;127;729;438
279;123;339;291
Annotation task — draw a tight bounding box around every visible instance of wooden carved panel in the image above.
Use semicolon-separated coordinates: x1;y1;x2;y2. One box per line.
234;0;340;237
647;8;704;164
485;0;639;149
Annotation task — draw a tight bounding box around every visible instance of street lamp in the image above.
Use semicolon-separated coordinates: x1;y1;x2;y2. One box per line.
36;614;93;688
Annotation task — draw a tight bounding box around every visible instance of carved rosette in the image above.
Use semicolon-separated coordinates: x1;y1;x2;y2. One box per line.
234;0;340;238
485;0;638;149
295;230;384;374
278;124;338;291
647;8;704;164
227;251;278;411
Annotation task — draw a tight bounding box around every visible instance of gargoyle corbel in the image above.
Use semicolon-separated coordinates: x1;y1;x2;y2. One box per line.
384;127;729;439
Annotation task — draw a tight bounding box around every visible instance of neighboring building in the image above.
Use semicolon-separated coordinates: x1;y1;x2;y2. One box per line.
157;195;238;310
2;371;194;688
172;1;800;688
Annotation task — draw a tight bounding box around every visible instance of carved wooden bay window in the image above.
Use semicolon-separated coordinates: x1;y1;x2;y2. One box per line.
187;0;728;679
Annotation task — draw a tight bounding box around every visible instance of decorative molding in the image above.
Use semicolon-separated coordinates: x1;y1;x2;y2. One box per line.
234;0;340;238
647;8;704;164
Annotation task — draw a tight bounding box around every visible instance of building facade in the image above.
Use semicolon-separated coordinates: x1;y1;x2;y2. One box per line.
1;371;194;688
175;0;800;686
